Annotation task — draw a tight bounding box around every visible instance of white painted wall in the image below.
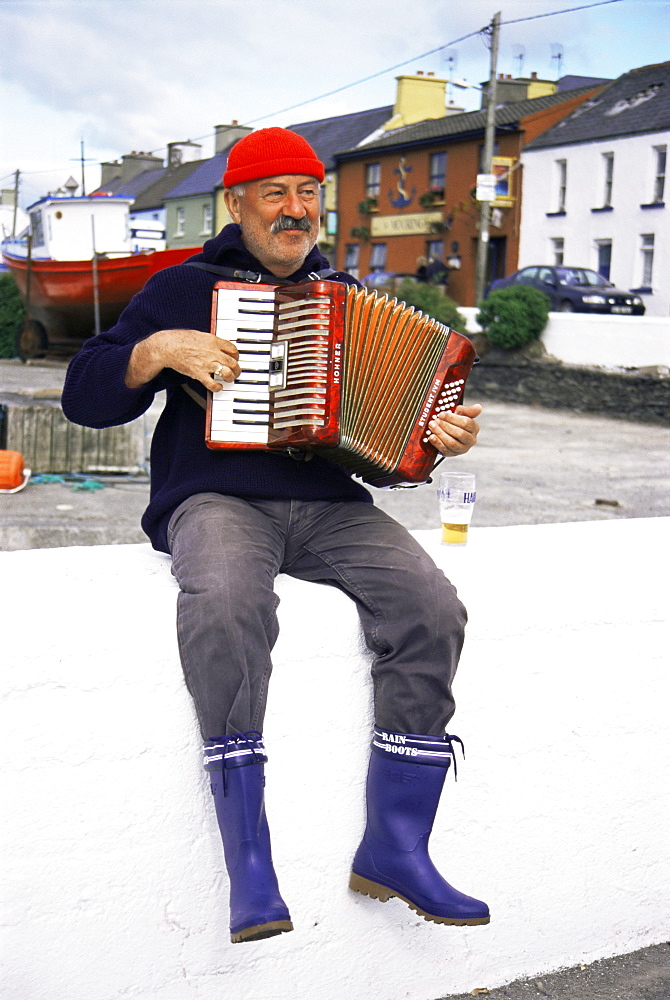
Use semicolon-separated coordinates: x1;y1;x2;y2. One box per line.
538;311;670;368
38;197;132;260
460;307;670;368
129;209;167;252
519;132;670;317
2;520;669;1000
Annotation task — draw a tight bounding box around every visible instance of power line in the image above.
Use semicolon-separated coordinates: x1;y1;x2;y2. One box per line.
141;26;486;154
502;0;623;26
230;0;625;129
242;28;486;127
5;0;627;177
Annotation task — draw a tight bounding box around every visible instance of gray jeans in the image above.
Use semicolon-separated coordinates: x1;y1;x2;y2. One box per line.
167;493;467;740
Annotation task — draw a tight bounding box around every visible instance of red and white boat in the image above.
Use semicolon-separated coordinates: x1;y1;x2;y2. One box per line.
2;193;196;359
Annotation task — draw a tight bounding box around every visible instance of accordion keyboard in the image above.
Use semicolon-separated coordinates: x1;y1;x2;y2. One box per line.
209;286;276;444
208;283;337;447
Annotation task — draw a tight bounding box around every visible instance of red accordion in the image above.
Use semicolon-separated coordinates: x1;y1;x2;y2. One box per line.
205;279;476;487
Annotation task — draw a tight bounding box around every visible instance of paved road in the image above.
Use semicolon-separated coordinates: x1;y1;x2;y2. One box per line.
437;942;670;1000
2;359;669;550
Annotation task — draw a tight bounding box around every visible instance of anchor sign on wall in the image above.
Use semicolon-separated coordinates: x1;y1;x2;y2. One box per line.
389;155;416;208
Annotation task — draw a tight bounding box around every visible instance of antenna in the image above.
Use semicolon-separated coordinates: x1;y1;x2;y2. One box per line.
550;44;564;79
70;139;96;197
512;44;525;78
444;49;458;101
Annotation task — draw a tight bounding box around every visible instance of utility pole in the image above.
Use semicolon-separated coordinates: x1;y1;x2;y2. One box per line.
474;11;501;306
70;140;95;197
12;169;20;237
80;140;86;196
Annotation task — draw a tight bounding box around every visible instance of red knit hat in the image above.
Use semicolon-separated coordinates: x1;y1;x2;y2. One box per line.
223;127;325;187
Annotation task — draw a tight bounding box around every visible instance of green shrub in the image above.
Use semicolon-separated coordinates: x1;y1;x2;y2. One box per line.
476;284;550;350
396;278;467;333
0;273;24;358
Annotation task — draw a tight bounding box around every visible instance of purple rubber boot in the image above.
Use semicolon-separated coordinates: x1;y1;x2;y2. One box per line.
350;727;490;926
204;731;293;943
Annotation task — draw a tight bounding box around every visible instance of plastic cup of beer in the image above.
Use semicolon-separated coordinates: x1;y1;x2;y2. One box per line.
438;472;476;545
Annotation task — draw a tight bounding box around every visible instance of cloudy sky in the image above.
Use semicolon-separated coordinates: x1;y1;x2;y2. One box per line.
1;0;668;206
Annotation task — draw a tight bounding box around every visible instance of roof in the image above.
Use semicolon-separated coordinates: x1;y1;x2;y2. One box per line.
163;152;228;200
288;106;393;171
91;166;166;200
557;74;610;92
26;194;132;212
334;84;606;158
526;61;670;149
130;159;207;210
101;167;166;199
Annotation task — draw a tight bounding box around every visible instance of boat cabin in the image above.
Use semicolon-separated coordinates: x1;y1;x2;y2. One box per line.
18;194;133;261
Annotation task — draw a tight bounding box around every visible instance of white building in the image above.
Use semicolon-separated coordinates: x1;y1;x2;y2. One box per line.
0;189;29;240
519;62;669;316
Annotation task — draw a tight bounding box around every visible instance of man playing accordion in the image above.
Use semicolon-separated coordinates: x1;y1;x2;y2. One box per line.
62;128;489;942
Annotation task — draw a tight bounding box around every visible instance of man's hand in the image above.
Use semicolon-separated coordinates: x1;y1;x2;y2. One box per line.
427;403;483;457
125;329;240;392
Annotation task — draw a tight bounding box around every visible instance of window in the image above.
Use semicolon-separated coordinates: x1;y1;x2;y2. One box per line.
551;237;565;266
640;234;654;287
516;267;539;281
426;239;444;261
429;152;447;195
175;207;185;237
30;210;45;246
201;203;213;235
365;163;380;199
344;244;359;276
596;240;612;280
556;159;567;212
653;145;666;203
369;243;387;272
602;152;614;207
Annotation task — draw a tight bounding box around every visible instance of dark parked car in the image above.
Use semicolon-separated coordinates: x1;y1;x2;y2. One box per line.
488;266;645;315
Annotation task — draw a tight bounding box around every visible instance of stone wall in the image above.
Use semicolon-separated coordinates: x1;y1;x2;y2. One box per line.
466;355;670;425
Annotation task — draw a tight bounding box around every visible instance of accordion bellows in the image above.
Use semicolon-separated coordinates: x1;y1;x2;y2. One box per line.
206;280;476;487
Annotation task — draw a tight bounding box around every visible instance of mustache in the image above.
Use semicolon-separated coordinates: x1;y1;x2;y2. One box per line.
271;214;312;234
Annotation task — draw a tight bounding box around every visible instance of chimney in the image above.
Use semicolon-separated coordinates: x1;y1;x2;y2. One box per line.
100;160;121;186
481;70;557;107
214;122;253;154
167;141;202;170
120;151;164;183
383;73;448;131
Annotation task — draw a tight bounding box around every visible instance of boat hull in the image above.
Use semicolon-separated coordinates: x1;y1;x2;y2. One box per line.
2;247;198;353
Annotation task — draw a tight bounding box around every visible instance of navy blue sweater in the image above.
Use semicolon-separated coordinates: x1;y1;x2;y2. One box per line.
61;225;372;552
